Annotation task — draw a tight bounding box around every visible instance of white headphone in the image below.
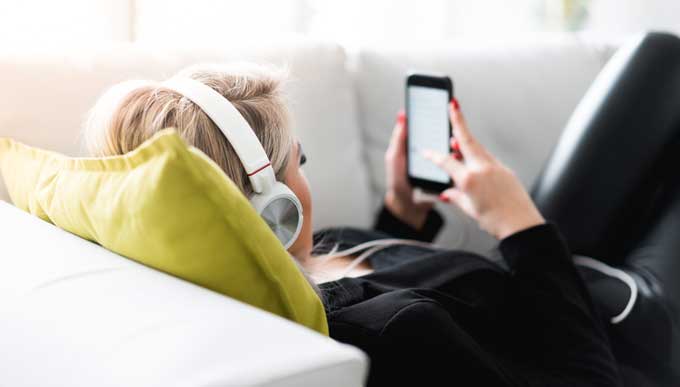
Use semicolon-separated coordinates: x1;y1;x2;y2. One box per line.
163;77;303;249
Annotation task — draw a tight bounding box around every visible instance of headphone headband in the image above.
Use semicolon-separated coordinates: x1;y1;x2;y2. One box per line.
162;77;275;193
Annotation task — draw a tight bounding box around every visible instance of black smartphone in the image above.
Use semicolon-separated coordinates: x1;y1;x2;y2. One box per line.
406;73;454;193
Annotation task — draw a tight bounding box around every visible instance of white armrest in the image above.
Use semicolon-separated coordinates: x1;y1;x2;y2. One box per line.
0;201;367;387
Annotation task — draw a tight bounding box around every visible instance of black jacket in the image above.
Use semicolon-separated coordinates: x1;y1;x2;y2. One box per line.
318;208;622;386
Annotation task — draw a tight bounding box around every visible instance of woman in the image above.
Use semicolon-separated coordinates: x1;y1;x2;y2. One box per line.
83;47;677;385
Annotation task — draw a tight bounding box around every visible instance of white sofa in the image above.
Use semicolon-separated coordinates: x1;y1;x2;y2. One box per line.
0;37;616;385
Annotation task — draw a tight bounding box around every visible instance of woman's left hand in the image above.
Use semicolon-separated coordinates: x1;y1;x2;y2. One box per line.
384;110;433;229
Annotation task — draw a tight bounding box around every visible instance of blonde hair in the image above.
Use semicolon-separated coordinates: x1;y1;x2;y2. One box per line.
83;63;294;197
83;63;324;299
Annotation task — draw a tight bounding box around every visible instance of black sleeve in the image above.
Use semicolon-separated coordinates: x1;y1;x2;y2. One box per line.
499;223;623;386
372;205;444;242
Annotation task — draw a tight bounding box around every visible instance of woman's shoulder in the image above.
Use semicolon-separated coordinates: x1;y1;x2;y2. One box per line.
327;288;455;338
324;255;507;327
320;249;505;312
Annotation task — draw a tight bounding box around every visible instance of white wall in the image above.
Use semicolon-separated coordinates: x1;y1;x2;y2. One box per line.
0;0;132;46
0;1;678;47
133;0;562;49
133;0;310;43
586;0;680;39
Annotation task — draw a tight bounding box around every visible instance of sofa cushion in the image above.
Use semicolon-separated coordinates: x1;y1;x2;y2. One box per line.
353;38;614;252
0;41;373;230
0;129;327;334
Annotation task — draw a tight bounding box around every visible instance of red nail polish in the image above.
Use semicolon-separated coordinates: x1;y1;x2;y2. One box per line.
397;109;406;125
454;152;463;161
452;98;460;110
439;193;450;202
452;139;460;152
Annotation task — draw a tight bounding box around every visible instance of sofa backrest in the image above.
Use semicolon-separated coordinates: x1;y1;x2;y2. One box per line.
0;41;374;230
0;37;622;251
0;201;368;387
352;38;616;252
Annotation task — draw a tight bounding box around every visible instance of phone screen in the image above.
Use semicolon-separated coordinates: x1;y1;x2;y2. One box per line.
407;85;450;184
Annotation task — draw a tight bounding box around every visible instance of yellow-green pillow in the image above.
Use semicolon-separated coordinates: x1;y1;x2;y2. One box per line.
0;129;328;335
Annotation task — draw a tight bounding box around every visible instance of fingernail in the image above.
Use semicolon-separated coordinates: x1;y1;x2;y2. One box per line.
451;98;460;111
454;152;463;161
439;193;450;203
397;109;406;125
452;138;460;152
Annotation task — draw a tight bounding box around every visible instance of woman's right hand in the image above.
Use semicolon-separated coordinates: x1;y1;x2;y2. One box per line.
423;99;545;240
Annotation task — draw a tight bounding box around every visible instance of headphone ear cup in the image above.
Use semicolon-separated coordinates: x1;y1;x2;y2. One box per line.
250;182;303;249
